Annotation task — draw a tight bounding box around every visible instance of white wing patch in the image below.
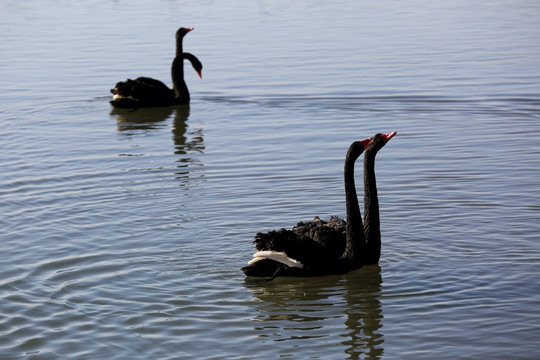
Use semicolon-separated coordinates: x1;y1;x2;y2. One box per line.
112;94;137;101
248;250;304;269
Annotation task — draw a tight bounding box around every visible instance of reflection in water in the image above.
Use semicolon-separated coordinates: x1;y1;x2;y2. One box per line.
111;105;205;182
171;106;205;181
246;266;383;359
342;266;384;359
112;106;174;132
172;106;205;155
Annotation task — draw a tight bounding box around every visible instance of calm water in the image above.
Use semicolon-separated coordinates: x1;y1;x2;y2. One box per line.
1;0;540;359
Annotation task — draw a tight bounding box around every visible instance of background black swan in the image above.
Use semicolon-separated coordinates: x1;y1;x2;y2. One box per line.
110;27;202;108
242;131;396;279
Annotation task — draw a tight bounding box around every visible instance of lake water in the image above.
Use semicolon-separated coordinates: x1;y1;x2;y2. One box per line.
1;0;540;359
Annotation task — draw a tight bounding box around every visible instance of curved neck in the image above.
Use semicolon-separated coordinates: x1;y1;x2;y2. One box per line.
342;146;366;264
171;35;188;102
175;36;184;57
172;36;185;99
171;56;188;101
363;147;381;264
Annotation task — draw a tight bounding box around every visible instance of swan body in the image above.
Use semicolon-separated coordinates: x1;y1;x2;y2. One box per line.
242;132;396;279
110;27;202;108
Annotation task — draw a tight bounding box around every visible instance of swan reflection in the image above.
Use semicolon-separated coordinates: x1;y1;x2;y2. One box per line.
112;106;204;151
246;266;383;359
172;106;205;155
112;106;174;133
112;106;205;182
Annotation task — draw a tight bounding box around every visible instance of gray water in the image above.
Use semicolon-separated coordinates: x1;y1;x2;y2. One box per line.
1;1;540;359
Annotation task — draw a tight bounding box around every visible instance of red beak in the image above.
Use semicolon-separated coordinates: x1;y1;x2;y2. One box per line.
186;27;194;33
361;131;397;148
381;131;397;142
360;137;372;149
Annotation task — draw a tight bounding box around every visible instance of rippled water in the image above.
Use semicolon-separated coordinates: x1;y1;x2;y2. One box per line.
1;1;540;359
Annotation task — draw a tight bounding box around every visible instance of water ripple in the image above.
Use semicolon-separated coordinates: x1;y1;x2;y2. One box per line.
1;0;540;358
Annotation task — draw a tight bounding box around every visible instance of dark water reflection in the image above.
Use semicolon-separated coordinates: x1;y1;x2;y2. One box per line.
112;106;205;153
112;106;205;177
172;107;205;156
247;267;383;359
112;106;175;132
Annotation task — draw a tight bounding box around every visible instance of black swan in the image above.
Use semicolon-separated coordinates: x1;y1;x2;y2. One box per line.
110;27;202;108
242;131;396;279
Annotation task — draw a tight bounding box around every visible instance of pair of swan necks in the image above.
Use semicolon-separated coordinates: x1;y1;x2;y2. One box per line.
343;131;396;267
247;131;396;277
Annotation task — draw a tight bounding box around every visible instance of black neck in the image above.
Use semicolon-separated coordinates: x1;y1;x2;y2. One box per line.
363;147;381;265
175;36;184;57
342;145;366;265
171;36;187;100
171;56;188;100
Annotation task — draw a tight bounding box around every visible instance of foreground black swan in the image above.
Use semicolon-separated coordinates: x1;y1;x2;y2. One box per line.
110;27;202;108
242;131;396;279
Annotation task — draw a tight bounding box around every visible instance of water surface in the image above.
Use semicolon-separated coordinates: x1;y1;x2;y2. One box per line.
1;0;540;359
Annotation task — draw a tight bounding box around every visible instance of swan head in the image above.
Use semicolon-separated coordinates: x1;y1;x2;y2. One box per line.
176;27;194;40
367;131;397;151
346;136;372;162
380;131;397;142
353;137;373;151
